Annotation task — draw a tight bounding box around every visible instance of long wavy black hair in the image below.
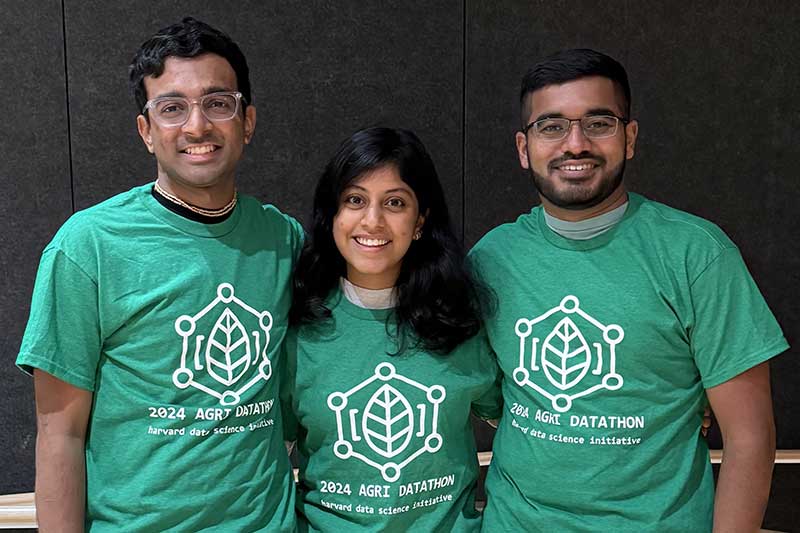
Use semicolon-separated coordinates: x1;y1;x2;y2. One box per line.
290;127;484;355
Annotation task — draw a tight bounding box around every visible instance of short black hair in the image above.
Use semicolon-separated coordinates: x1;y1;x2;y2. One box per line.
291;127;484;355
520;48;631;126
129;17;251;114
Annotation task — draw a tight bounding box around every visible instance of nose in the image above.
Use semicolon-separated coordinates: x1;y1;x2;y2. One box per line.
181;104;213;137
361;204;384;229
561;121;592;154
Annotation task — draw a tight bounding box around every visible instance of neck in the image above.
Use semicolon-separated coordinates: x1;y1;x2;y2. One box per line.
346;268;400;290
155;176;236;210
541;184;628;222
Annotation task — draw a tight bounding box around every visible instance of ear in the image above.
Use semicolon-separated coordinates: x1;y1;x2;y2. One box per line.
515;131;530;169
415;209;427;234
624;119;639;160
137;115;155;154
243;105;256;144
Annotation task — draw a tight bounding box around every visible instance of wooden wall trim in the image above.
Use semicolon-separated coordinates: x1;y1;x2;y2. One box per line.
2;450;798;529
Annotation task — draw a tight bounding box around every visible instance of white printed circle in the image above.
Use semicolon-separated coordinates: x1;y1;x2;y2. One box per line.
604;324;624;344
174;315;195;336
560;295;580;313
375;362;396;381
602;373;623;390
220;391;240;406
258;360;272;380
552;394;572;413
513;367;530;385
327;392;348;411
217;283;235;303
425;433;443;452
334;440;353;459
515;319;532;337
381;462;401;483
172;368;193;388
259;310;273;332
427;385;446;403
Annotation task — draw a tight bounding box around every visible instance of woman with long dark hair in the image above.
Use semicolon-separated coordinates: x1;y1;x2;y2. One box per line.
282;127;501;531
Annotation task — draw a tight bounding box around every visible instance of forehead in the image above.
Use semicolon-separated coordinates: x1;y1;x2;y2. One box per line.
143;53;237;99
350;166;413;193
526;76;626;120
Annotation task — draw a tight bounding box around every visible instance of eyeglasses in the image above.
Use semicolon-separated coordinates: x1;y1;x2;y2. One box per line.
142;91;244;127
522;115;628;141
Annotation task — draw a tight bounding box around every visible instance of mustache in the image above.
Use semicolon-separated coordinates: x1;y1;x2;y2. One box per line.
549;151;604;169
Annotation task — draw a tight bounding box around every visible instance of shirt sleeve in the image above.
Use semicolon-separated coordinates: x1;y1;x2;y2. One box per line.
16;247;101;391
689;247;789;389
283;212;306;264
279;330;299;442
469;332;505;420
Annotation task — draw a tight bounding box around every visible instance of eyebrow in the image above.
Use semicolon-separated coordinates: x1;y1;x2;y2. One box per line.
346;185;413;195
152;86;235;99
533;107;619;122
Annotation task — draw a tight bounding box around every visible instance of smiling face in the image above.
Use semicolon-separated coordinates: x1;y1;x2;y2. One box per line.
516;76;638;219
136;53;256;206
333;165;425;290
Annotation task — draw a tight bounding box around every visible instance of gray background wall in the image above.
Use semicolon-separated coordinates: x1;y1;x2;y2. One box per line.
2;1;797;529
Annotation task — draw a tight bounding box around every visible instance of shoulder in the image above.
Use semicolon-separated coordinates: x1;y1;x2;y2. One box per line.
471;209;539;250
237;197;304;239
625;194;743;284
47;185;148;255
469;208;539;265
631;194;737;266
260;202;304;234
634;194;734;251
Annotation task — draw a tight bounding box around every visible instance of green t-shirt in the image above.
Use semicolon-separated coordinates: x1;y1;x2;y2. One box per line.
17;184;303;532
282;290;502;532
469;193;788;533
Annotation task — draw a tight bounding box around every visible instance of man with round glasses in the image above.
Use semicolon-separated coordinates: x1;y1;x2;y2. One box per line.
18;17;299;532
470;48;787;531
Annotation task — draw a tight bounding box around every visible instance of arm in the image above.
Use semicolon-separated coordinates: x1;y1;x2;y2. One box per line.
706;361;775;533
33;370;93;533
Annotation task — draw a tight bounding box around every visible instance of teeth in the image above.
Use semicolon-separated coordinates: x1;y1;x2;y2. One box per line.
560;164;594;171
184;145;216;155
355;237;389;247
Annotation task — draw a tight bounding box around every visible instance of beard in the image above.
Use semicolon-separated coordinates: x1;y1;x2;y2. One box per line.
530;154;626;211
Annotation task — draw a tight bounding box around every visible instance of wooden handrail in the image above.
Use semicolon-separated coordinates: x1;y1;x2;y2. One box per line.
477;449;800;467
3;450;798;529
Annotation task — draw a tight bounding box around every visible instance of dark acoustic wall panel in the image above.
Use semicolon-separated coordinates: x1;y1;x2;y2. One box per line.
622;0;799;453
64;0;464;227
464;1;799;529
1;2;73;493
463;0;630;245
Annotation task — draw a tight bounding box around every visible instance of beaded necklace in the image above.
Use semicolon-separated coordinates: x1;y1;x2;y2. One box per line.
153;181;237;218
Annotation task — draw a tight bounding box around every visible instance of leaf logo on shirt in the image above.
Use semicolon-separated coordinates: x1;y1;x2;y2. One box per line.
362;383;414;459
541;317;591;391
205;307;252;386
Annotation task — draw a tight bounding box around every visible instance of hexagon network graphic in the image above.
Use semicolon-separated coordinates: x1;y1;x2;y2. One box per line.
514;295;624;412
172;283;273;406
328;362;446;482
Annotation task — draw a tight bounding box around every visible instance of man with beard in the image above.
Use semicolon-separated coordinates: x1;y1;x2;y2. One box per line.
469;49;787;532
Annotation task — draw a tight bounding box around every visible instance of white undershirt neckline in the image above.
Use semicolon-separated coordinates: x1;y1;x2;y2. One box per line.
340;277;397;309
543;201;629;241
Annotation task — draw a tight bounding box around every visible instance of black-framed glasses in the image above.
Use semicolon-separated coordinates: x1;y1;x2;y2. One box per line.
143;91;245;127
522;115;628;141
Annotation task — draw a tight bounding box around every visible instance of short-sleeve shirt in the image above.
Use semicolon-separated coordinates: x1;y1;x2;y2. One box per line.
468;193;788;532
17;184;303;532
282;289;502;532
